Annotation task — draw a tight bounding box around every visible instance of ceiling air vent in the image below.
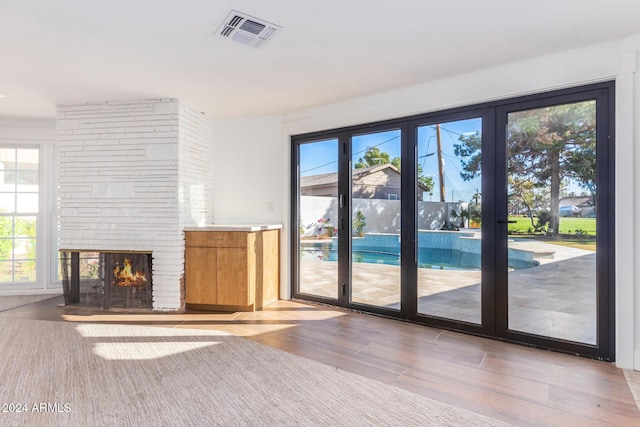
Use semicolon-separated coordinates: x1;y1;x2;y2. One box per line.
216;10;282;48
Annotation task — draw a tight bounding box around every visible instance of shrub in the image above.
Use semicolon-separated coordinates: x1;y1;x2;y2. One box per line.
353;210;366;237
535;210;551;232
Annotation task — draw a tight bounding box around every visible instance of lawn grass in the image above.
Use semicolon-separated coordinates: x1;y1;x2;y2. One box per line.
507;215;597;251
507;216;596;235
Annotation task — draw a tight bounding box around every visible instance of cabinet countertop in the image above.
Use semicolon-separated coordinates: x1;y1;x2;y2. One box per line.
184;224;283;232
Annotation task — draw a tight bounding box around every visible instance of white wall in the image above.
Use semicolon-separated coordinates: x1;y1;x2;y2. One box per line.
211;115;284;224
279;34;640;369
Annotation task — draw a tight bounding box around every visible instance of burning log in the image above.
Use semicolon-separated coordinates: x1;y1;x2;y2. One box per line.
113;257;147;287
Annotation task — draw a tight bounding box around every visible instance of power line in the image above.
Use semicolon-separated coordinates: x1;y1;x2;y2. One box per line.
352;134;401;159
300;160;339;175
301;125;474;175
301;134;401;174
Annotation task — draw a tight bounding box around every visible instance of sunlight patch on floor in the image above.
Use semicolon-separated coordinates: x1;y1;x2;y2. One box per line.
91;341;221;360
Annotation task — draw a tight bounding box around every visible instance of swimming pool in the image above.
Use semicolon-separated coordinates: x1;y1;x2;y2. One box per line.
300;231;540;270
302;247;538;270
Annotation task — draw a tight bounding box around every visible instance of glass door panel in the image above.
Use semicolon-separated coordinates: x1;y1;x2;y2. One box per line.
350;130;402;309
416;119;483;324
506;100;597;344
297;139;339;299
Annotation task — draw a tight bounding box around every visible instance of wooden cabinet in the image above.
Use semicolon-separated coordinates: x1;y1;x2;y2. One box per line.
185;228;280;311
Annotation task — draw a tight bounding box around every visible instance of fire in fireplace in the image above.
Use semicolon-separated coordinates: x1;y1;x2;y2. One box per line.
113;257;148;287
60;250;153;310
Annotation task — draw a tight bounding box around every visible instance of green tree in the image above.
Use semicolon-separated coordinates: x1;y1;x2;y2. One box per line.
417;165;434;193
563;141;596;205
453;102;596;237
391;156;401;169
508;102;595;236
453;131;482;181
355;148;434;193
354;147;390;169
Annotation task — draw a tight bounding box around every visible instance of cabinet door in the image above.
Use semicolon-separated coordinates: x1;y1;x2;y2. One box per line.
217;247;249;306
185;247;217;305
255;229;279;309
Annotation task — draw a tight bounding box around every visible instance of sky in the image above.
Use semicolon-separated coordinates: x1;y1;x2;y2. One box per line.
299;118;482;203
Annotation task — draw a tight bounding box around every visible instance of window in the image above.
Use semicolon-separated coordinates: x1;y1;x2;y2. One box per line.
0;147;39;283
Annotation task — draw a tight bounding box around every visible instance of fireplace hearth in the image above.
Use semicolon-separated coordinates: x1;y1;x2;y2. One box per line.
60;250;153;310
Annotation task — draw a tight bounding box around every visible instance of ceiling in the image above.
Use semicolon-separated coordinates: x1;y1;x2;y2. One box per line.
0;0;639;120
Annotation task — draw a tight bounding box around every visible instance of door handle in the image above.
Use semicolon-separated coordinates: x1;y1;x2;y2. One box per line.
339;194;346;208
497;220;517;224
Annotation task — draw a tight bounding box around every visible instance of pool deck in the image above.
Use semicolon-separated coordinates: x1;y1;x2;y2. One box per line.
299;237;596;345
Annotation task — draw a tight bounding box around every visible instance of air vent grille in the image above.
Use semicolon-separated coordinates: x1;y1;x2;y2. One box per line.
217;10;282;48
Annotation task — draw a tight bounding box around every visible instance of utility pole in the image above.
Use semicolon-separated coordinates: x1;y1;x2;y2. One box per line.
436;124;445;202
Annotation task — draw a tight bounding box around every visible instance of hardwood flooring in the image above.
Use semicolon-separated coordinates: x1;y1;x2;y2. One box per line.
2;296;638;426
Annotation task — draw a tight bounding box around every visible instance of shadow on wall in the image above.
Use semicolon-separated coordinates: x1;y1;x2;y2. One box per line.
300;196;462;234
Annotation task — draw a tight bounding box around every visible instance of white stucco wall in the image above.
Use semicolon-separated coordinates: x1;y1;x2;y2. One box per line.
276;34;640;369
210;115;284;225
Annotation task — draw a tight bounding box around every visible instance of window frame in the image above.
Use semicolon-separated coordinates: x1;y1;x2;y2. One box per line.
0;141;58;292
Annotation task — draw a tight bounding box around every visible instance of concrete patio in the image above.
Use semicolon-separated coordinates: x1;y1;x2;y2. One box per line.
299;238;596;344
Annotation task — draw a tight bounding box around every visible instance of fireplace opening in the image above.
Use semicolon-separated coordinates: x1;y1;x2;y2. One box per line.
60;250;152;310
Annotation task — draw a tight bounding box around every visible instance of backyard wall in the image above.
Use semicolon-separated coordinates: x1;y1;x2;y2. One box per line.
300;196;462;234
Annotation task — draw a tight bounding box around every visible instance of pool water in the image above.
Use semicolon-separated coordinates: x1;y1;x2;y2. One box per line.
304;247;537;270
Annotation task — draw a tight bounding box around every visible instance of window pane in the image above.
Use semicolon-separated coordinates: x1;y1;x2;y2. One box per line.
16;193;38;213
15;217;36;237
14;238;35;260
0;261;13;282
17;171;38;187
1;171;16;185
0;193;15;213
506;100;597;345
416;118;483;324
0;238;13;260
350;129;402;309
14;260;36;281
298;139;339;300
17;149;39;169
0;148;16;170
0;217;13;238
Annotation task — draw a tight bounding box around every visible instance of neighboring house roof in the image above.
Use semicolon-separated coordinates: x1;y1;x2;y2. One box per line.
301;164;389;188
301;164;431;192
300;171;339;188
559;196;594;208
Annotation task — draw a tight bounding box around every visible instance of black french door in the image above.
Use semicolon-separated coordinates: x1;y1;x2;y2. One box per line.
292;82;614;360
493;86;614;358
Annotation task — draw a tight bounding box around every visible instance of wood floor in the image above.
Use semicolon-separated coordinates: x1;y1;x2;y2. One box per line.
2;296;639;426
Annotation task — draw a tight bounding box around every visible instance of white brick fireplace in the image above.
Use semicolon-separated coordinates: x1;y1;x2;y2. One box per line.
56;99;213;310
